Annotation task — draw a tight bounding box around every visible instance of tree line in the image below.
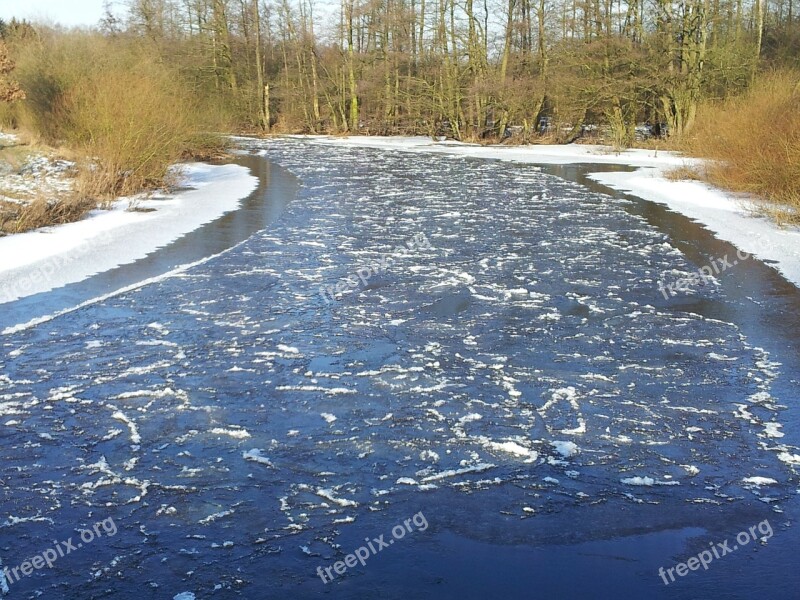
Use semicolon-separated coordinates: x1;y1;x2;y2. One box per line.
1;0;798;143
84;0;796;144
0;1;797;228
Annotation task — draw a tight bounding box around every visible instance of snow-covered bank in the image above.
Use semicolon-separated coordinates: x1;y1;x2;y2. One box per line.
587;169;800;287
0;162;258;304
306;135;800;290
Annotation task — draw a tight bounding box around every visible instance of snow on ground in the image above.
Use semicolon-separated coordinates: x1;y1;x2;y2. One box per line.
589;169;800;288
0;132;75;204
0;162;258;304
0;155;75;204
305;135;800;290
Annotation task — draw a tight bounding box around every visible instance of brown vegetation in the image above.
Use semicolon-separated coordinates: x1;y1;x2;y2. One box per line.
0;133;84;235
0;25;230;233
7;32;228;201
684;70;800;224
0;40;24;103
0;194;95;235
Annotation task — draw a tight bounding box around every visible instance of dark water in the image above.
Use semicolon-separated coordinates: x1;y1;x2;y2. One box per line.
0;138;798;600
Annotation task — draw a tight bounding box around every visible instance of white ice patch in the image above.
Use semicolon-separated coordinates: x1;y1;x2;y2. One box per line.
243;449;273;467
112;411;141;444
2;514;55;527
763;423;784;439
420;450;440;463
275;386;354;395
209;427;251;439
620;476;680;486
459;413;482;423
113;388;186;401
199;509;235;525
277;344;301;355
551;440;579;458
777;452;800;466
421;463;495;483
484;440;538;462
316;488;358;508
539;387;587;435
742;477;778;487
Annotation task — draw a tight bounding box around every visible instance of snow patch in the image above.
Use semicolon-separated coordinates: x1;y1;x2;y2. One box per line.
0;162;258;305
621;476;680;487
209;427;251;439
742;477;778;487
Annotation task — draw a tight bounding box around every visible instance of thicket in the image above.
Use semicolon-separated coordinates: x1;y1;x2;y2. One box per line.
685;69;800;224
1;23;228;220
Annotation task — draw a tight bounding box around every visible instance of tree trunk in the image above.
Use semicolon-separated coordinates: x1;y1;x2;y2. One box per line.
753;0;764;83
253;0;268;131
346;0;359;132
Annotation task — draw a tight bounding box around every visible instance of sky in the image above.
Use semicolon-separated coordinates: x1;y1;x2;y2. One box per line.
0;0;114;28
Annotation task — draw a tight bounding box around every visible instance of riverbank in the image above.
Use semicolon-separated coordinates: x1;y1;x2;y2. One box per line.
304;135;800;290
0;160;257;304
0;131;81;234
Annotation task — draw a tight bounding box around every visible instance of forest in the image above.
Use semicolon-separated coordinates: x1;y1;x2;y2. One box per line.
0;0;799;221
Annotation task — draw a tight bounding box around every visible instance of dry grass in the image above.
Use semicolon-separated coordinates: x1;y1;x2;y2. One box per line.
684;69;800;224
664;164;705;182
0;141;32;169
180;132;234;162
0;194;94;235
0;134;88;234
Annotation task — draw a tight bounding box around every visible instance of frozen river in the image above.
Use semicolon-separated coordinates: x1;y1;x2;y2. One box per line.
1;138;799;599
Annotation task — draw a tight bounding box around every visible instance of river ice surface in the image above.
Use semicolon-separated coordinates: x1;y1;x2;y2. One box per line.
0;138;796;598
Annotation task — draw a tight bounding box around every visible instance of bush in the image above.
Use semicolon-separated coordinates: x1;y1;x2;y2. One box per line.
67;55;193;199
7;32;228;201
685;69;800;224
